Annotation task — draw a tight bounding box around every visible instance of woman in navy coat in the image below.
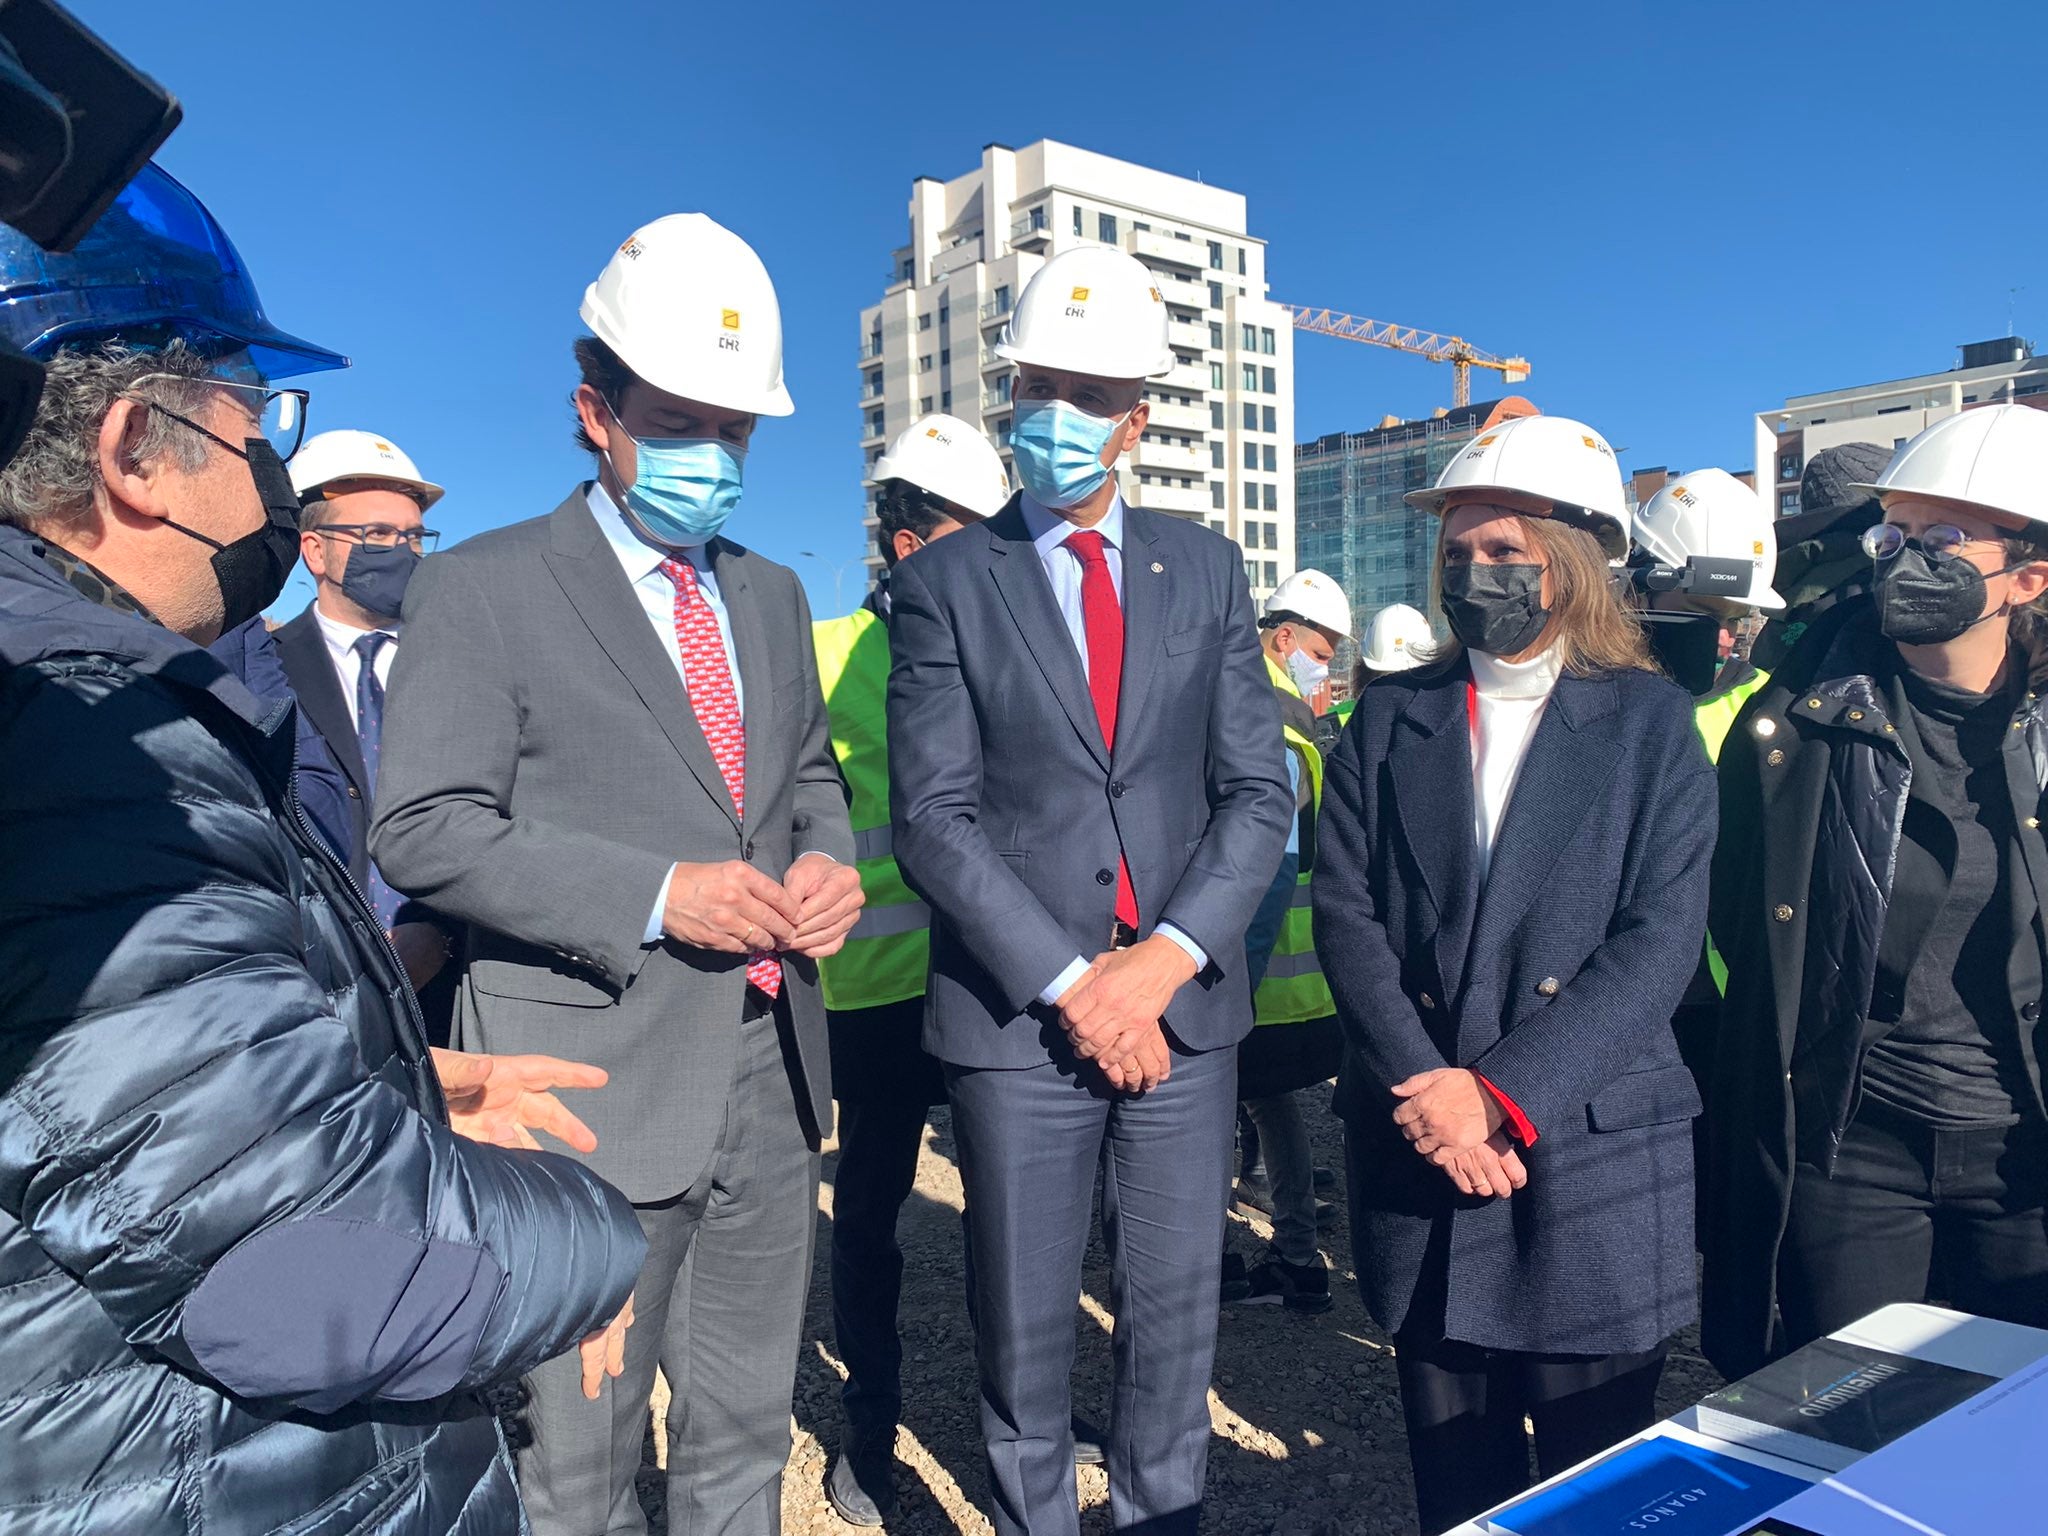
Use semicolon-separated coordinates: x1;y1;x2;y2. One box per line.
1312;416;1717;1534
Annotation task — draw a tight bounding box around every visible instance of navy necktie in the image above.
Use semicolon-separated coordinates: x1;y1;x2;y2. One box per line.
354;631;402;925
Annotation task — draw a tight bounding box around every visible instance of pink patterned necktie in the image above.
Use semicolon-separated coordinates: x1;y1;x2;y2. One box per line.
661;558;781;998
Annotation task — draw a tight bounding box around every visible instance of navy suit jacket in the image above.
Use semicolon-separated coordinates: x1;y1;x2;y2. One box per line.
1315;655;1716;1355
888;496;1292;1069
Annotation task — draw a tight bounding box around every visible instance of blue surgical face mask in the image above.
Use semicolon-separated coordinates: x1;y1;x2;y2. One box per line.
1010;398;1132;510
604;404;746;549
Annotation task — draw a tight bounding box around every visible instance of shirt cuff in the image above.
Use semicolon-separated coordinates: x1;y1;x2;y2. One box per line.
1155;922;1209;975
1039;956;1092;1008
1476;1073;1539;1146
644;864;677;946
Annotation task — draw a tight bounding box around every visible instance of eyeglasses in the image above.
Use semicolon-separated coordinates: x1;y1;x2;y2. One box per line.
312;524;441;552
126;374;312;462
1860;522;1995;564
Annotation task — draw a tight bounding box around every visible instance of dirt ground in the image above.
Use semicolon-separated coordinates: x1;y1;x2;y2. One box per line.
637;1089;1724;1535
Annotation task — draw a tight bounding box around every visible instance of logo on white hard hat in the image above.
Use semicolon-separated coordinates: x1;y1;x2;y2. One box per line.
719;308;741;352
1581;435;1613;458
1670;484;1697;507
926;425;952;446
619;237;644;260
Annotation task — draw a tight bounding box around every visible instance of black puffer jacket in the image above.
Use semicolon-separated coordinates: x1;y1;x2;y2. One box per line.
0;526;646;1534
1701;599;2048;1377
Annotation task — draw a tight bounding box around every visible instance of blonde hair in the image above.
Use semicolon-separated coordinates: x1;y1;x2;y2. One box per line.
1431;514;1657;676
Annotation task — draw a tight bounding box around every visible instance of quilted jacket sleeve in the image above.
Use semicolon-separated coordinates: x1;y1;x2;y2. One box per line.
0;658;644;1414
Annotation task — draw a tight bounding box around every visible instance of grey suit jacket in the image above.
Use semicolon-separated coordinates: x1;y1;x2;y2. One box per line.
887;496;1291;1069
370;488;854;1201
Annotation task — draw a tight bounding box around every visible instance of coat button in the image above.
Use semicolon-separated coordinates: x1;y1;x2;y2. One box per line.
1847;709;1865;721
1418;992;1435;1011
1536;977;1560;997
2023;1002;2041;1023
347;784;361;799
1753;716;1777;738
1766;749;1786;766
2028;817;2042;831
743;840;755;860
1111;780;1128;798
1773;903;1794;923
1805;698;1823;710
1096;869;1115;886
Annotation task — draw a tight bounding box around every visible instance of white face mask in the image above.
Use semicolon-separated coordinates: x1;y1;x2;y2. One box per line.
1286;644;1329;696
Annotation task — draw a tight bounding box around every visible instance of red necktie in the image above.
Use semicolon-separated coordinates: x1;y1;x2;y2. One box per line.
662;558;781;998
1064;530;1139;930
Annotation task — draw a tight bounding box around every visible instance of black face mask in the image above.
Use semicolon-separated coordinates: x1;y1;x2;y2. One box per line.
1440;560;1550;656
339;543;420;621
163;438;303;633
1644;612;1724;696
1875;544;2008;647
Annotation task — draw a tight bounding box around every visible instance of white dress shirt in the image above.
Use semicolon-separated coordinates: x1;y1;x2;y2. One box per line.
1015;492;1209;1002
1468;645;1564;881
584;482;751;946
313;606;398;730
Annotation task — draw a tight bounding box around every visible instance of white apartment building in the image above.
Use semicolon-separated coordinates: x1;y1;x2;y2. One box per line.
857;140;1296;598
1754;337;2048;517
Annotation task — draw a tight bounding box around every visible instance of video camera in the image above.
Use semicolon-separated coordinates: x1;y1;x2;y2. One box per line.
0;0;180;469
1625;554;1754;606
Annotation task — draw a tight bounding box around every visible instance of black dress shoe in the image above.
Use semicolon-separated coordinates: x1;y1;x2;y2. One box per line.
1220;1250;1253;1302
1072;1411;1106;1466
826;1448;896;1526
1313;1164;1337;1195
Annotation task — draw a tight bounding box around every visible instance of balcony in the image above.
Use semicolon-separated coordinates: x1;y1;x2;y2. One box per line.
1144;398;1209;434
1156;361;1211;394
982;388;1013;412
1126;226;1204;272
1154;272;1210;312
1167;318;1212;353
859;339;884;361
1134;437;1207;478
932;238;984;280
1009;210;1052;248
980;297;1013;323
982;342;1012;372
1126;479;1211;518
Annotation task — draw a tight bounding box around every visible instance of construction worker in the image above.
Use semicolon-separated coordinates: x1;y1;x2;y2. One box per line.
1627;467;1783;759
813;413;1007;1525
1235;569;1353;1312
1705;403;2048;1382
1326;600;1431;746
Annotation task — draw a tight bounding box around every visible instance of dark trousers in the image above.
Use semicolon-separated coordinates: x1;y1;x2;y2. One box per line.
946;1040;1237;1536
1780;1102;2048;1350
830;1085;935;1453
1392;1332;1668;1536
519;1000;821;1536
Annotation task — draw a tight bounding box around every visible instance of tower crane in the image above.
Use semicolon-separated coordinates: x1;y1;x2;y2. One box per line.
1281;306;1530;409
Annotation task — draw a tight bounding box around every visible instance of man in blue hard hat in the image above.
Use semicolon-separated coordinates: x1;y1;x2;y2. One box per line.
0;162;647;1535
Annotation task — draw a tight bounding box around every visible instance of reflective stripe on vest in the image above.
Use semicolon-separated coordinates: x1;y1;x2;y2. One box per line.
1255;655;1334;1026
813;608;930;1012
1693;667;1768;996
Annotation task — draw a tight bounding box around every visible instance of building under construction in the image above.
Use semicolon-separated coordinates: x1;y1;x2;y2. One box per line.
1294;396;1538;626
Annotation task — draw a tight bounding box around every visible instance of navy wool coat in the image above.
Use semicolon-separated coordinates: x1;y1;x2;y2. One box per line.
1315;656;1716;1356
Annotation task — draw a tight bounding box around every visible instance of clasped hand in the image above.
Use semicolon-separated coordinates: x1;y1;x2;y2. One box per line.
661;851;862;959
1391;1066;1528;1200
1056;937;1196;1094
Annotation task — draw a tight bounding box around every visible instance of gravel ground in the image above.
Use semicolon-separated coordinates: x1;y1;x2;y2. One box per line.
636;1089;1724;1534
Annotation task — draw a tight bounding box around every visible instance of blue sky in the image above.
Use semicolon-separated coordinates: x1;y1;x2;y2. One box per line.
80;0;2048;618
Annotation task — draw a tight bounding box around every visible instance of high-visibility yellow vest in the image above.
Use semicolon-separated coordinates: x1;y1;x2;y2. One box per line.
813;607;930;1012
1254;654;1333;1026
1693;665;1769;995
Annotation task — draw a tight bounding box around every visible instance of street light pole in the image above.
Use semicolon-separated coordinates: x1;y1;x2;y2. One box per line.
798;550;855;616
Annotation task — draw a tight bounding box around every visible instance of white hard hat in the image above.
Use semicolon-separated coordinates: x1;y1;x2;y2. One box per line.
1263;567;1353;638
872;413;1010;519
1635;468;1784;612
1855;403;2048;540
579;212;793;418
1406;414;1631;560
1359;603;1433;672
290;428;444;508
993;246;1173;381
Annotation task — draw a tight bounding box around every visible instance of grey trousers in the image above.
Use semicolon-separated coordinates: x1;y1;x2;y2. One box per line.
518;1003;821;1536
946;1041;1236;1536
1242;1090;1318;1266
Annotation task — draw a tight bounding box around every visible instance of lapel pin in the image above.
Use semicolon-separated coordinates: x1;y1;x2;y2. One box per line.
1150;561;1164;573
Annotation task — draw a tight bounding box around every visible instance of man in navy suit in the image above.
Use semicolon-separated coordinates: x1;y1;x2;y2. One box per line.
889;246;1291;1536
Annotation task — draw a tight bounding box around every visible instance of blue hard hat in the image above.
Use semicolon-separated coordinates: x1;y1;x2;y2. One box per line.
0;162;346;380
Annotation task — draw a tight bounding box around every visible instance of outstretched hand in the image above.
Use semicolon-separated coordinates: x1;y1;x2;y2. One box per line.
433;1048;610;1153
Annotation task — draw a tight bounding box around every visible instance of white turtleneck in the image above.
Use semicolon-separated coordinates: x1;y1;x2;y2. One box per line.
1468;645;1565;880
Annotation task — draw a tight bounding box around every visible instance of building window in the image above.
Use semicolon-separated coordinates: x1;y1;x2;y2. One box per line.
1073;204;1084;235
1779;490;1798;514
1243;402;1258;431
994;284;1010;312
919;395;934;414
1262;366;1277;393
1263;522;1278;551
1260;444;1275;472
917;312;931;332
1263;559;1278;587
1211;441;1225;468
864;370;882;398
1261;327;1276;355
1243;442;1258;470
994;416;1012;445
1210;399;1225;429
1209;281;1225;309
1238;248;1248;275
1208;240;1223;270
940;347;950;366
1212;482;1226;510
1244;480;1257;506
1098;212;1118;243
918;355;932;373
1209;518;1226;534
938;302;949;326
1210;362;1225;389
1241;323;1257;351
1245;559;1259;585
1242;364;1258;391
869;409;885;437
1209;321;1224;350
941;389;951;410
1263;405;1277;433
1264;483;1278;511
996;374;1011;402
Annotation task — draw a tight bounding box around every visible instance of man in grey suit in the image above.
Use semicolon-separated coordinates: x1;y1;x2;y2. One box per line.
888;246;1290;1536
372;213;861;1536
